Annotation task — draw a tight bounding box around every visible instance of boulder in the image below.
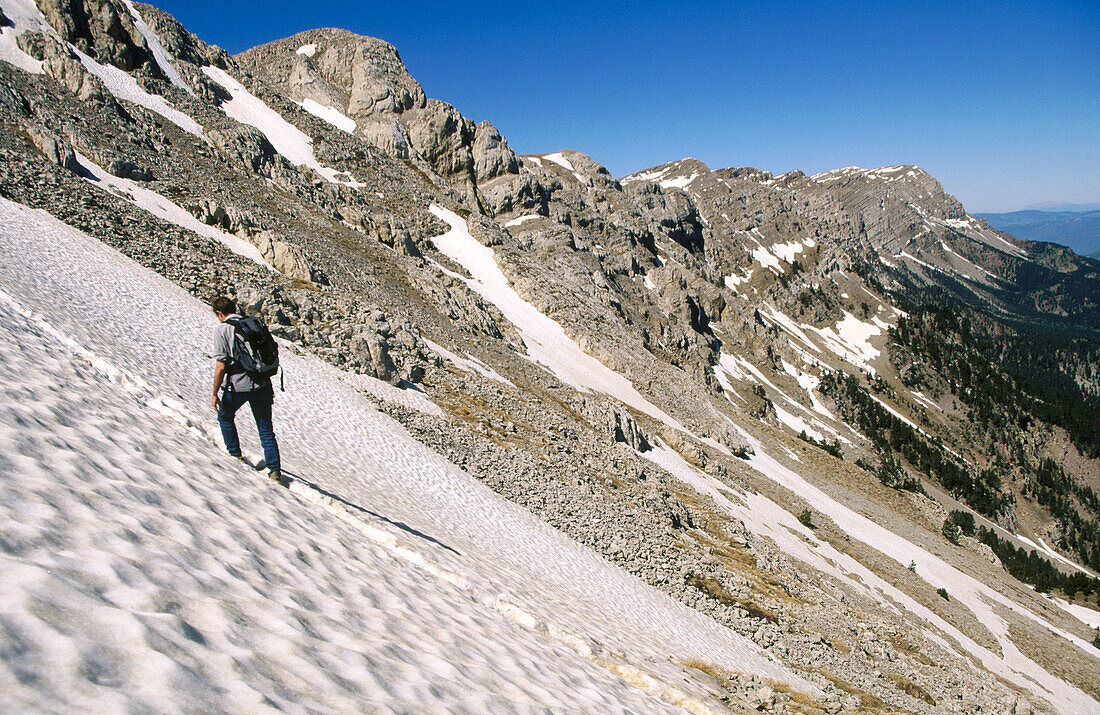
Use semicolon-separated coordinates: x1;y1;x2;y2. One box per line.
351;330;397;382
106;156;152;181
22;124;81;174
358;118;411;159
471;121;519;184
403;99;473;177
251;230;327;285
581;395;650;452
207;125;277;175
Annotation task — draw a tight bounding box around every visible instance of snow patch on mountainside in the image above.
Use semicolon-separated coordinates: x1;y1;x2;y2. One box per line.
659;173;699;190
0;0;47;73
201;66;363;187
739;444;1098;712
294;98;356;134
504;214;542;227
422;338;514;387
429;205;691;435
647;432;1098;713
74;151;273;270
756;305;883;375
121;0;192;94
542;152;586;183
0;25;42;73
70;43;203;136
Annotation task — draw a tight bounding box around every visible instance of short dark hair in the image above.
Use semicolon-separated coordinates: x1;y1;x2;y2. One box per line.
212;296;237;315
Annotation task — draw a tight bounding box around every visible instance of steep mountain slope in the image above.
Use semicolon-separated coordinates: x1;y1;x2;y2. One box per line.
0;0;1098;711
0;194;814;712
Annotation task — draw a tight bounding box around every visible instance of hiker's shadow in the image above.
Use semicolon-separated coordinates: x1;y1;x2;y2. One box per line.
280;468;461;557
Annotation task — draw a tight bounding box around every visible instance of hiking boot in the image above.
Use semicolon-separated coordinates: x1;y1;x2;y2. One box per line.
268;469;289;487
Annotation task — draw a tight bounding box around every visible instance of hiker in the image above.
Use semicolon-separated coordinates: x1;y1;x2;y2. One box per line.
211;296;285;485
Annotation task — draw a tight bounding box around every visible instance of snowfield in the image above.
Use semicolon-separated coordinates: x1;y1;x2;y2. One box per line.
0;196;811;710
201;66;363;187
295;98;357;134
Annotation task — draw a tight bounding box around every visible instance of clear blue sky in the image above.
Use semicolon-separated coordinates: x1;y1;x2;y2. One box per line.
158;0;1097;213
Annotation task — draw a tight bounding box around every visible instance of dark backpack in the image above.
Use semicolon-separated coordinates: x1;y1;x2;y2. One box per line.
225;316;280;382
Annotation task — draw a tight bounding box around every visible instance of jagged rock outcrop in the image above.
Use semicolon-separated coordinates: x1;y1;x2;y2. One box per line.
581;394;650;451
36;0;157;73
234;29;521;206
21;122;79;172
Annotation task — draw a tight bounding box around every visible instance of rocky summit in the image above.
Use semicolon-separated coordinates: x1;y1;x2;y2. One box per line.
1;1;1099;712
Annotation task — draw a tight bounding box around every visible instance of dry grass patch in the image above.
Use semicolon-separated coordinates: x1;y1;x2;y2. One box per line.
888;674;935;705
803;668;894;713
430;380;545;448
677;660;827;715
766;678;833;714
686;575;780;623
669;486;808;608
886;633;934;666
680;657;732;680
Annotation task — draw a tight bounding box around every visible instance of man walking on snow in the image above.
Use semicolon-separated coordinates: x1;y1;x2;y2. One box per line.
211;296;284;485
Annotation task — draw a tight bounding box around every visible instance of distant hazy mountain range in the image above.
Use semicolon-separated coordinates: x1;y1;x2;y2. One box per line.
1019;202;1100;212
975;208;1100;258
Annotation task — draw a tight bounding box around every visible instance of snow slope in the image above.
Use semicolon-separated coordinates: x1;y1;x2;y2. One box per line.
294;98;357;134
0;0;202;135
121;0;193;95
0;196;811;710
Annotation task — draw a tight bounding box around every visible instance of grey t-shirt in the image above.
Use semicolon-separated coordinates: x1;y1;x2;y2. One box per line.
214;314;267;392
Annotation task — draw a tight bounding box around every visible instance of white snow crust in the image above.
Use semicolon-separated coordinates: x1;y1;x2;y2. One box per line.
201;66;363;187
0;0;47;74
542;152;586;183
296;43;318;57
768;240;806;263
76;48;203;136
73;151;273;270
504;213;541;227
295;98;357;134
659;173;699;190
542;151;575;172
0;196;810;710
422;338;514;387
751;246;783;273
756;305;884;375
646;436;1098;713
0;24;42;73
0;0;202;125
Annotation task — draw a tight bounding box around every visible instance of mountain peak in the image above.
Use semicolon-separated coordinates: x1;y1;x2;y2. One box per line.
810;164;925;184
620;157;711;189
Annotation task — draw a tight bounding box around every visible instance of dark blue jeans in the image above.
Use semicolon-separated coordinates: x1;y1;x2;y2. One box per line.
218;384;280;472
